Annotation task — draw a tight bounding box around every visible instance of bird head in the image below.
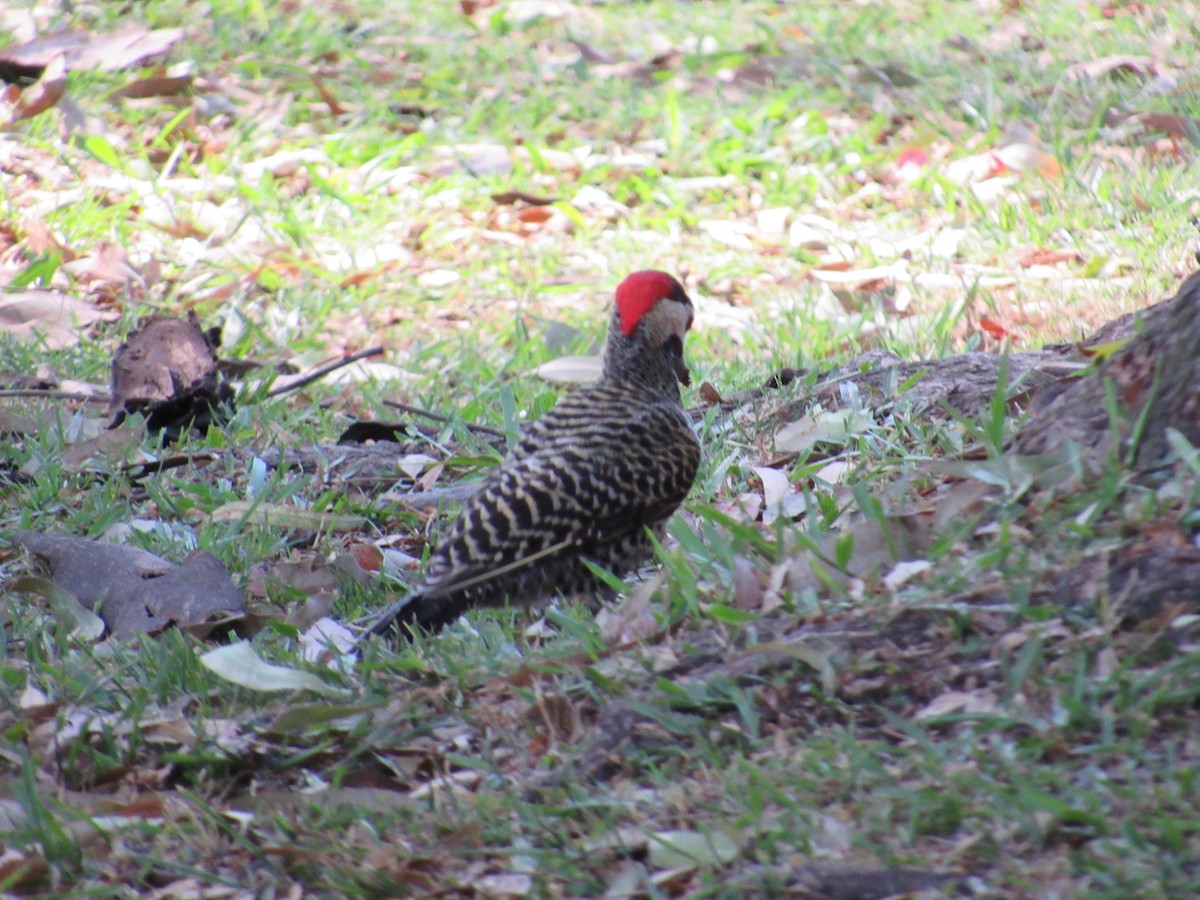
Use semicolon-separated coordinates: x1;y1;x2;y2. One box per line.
608;270;695;389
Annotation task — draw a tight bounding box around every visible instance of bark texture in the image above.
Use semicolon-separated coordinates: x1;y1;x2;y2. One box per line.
1016;269;1200;467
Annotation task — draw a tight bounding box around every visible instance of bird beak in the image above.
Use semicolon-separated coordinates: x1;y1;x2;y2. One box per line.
674;355;692;386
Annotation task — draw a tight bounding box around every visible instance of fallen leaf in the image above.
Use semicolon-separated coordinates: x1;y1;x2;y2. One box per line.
267;703;375;733
646;829;741;870
534;355;602;384
882;559;932;592
1066;55;1157;80
992;142;1061;179
698;219;756;250
0;847;48;891
68;240;140;285
697;381;724;404
417;268;460;288
0;26;182;73
0;290;116;348
531;691;579;744
514;206;556;229
310;71;346;116
491;190;557;206
12;533;245;638
752;466;790;508
241;147;330;180
752;465;796;525
108;64;193;99
8;576;105;640
471;872;532;898
8;52;65;122
347;541;384;573
773;409;874;455
915;689;1000;720
1018;249;1082;268
735;641;837;695
1078;337;1130;362
208;501;368;532
599;572;664;645
57;419;142;470
245;549;340;605
298;618;357;670
978;316;1010;340
107;312;233;434
731;555;764;611
199;641;341;695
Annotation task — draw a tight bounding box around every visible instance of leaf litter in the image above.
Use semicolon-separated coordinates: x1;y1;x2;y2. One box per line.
0;0;1198;895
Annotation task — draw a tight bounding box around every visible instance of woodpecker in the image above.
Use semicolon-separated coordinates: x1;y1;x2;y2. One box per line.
366;270;701;639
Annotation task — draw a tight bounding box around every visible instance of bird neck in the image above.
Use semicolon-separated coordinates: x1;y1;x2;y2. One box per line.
600;319;683;399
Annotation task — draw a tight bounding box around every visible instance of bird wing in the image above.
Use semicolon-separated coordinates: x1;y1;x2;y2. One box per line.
583;400;701;542
418;396;699;601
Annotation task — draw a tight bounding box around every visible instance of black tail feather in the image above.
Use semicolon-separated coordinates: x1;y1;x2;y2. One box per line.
362;592;472;641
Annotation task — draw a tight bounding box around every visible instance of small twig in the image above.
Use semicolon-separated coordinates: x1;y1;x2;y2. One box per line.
121;451;222;479
0;389;111;403
265;347;385;397
383;482;483;510
382;399;508;439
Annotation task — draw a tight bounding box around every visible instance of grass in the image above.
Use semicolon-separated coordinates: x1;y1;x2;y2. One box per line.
1;0;1199;896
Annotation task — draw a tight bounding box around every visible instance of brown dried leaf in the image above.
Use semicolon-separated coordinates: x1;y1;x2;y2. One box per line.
1066;55;1157;80
0;26;182;73
58;418;142;469
311;72;346;116
0;848;48;891
915;689;1000;720
532;691;580;744
13;532;246;638
514;206;555;226
731;555;765;611
599;572;665;645
108;312;233;433
697;380;724;404
1018;248;1083;268
0;290;116;349
9;52;65;123
246;550;340;602
348;541;384;572
992;142;1062;179
109;69;193;100
76;240;139;284
20;218;73;257
491;190;558;206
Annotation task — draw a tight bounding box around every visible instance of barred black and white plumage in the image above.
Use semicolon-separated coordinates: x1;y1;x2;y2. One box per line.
366;271;701;639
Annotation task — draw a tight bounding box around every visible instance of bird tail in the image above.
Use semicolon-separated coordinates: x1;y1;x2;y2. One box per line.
360;591;476;642
362;538;583;642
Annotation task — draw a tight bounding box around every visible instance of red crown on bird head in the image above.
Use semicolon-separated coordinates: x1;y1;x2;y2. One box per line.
615;271;691;337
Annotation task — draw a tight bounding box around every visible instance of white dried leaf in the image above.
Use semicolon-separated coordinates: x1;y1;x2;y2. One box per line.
773;409;874;454
698;219;755;250
19;685;48;708
397;453;438;479
646;829;741;870
534;355;602;384
298;618;357;671
417;268;460;288
199;641;340;695
882;559;932;592
915;690;1000;720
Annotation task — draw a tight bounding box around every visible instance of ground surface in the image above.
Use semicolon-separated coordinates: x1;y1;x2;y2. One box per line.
1;1;1199;897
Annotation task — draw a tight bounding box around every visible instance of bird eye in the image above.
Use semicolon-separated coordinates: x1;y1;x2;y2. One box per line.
664;335;683;357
